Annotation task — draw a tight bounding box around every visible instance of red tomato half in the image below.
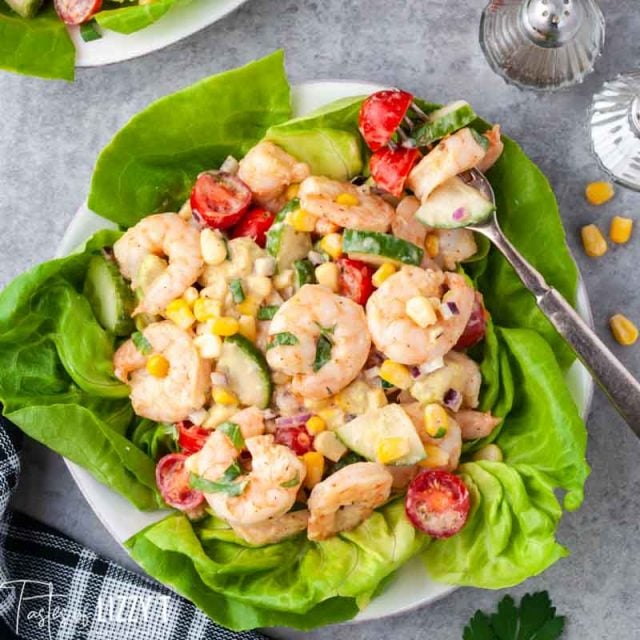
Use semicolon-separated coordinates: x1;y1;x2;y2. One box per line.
370;146;421;197
190;171;252;230
337;258;374;305
455;295;487;350
358;90;414;152
55;0;102;24
230;207;275;248
405;469;470;538
274;426;314;456
177;421;210;455
156;453;204;511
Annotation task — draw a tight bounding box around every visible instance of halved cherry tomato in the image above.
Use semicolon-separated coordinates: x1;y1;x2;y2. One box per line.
230;207;275;248
336;258;374;305
274;426;314;456
177;421;210;455
54;0;102;24
370;146;421;197
405;469;470;538
190;171;252;230
156;453;204;512
455;295;487;350
358;90;414;152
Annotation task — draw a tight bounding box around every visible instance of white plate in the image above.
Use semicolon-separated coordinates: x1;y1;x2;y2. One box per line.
56;80;594;623
70;0;248;67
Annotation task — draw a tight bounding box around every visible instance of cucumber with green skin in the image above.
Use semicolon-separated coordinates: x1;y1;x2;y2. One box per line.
413;101;477;146
216;334;272;409
343;229;424;266
293;259;316;290
5;0;43;18
414;176;495;229
335;404;426;465
265;199;313;272
83;255;135;337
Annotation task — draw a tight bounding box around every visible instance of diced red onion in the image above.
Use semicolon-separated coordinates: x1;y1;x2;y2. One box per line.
220;155;239;174
410;366;421;378
275;413;311;427
419;357;444;376
439;301;459;319
443;388;463;411
452;207;465;221
262;409;278;420
210;372;228;387
364;366;380;379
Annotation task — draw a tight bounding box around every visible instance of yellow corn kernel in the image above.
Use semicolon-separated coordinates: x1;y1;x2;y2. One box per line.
423;403;449;438
238;315;257;342
376;437;410;464
379;359;413;390
236;294;260;317
335;192;359;207
290;208;317;232
212;387;239;406
315;262;340;292
306;415;326;435
406;295;437;328
273;270;294;291
581;224;608;257
200;228;228;266
425;233;440;258
302;452;325;490
193;297;222;323
211;316;239;336
165;299;196;329
246;275;273;300
419;445;449;468
585;181;614;206
371;387;388;408
285;183;300;200
372;262;397;287
610;313;638;346
610;216;633;244
303;396;332;411
146;354;170;378
316;407;345;430
183;286;199;306
472;444;504;462
203;404;238;429
319;233;343;260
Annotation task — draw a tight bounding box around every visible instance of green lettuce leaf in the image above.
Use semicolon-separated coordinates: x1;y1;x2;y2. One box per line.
0;230;162;510
88;50;291;227
0;4;75;81
95;0;182;35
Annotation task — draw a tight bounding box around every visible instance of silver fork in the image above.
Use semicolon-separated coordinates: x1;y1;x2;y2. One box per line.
466;169;640;432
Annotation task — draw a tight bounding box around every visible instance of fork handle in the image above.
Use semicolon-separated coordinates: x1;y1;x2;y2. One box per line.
485;225;640;432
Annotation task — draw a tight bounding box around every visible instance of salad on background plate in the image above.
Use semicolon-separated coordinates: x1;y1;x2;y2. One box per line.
0;52;590;630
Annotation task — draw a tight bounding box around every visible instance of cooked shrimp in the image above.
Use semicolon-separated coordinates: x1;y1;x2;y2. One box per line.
407;128;487;202
230;406;266;439
392;195;427;247
402;402;462;471
267;284;371;399
307;462;392;541
476;125;504;173
237;141;310;211
113;213;203;316
195;434;306;526
230;510;310;546
366;266;475;365
386;464;419;491
298;176;394;232
434;229;478;270
455;410;502;440
113;321;211;422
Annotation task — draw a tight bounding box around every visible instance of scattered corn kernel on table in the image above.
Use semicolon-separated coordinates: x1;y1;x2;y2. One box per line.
1;0;640;638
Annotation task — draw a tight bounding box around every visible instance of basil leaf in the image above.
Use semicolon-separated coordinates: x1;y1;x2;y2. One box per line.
229;279;245;304
132;331;152;355
217;421;245;449
267;332;299;350
313;334;333;372
315;323;335;343
189;463;246;496
257;305;279;320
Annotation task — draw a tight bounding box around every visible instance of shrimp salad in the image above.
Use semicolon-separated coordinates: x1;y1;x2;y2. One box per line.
103;90;506;545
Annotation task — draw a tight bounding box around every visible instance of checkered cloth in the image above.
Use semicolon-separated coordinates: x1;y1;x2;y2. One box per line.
0;416;268;640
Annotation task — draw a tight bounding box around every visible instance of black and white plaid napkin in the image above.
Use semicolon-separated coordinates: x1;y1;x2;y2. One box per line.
0;416;269;640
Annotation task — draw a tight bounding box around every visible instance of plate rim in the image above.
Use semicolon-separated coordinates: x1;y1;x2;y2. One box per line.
56;79;595;624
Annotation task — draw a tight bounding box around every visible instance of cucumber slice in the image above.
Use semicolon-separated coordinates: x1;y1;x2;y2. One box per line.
293;259;316;290
266;199;313;272
5;0;43;18
83;255;135;337
343;229;424;266
216;334;272;409
414;176;495;229
414;100;477;146
336;404;425;465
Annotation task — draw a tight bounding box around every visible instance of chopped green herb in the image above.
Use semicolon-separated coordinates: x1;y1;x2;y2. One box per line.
280;473;300;488
80;20;102;43
315;323;335;343
217;421;245;449
293;259;316;289
463;591;565;640
313;334;333;372
257;305;280;320
132;331;152;355
221;236;231;260
380;378;394;389
434;427;447;439
189;463;246;496
229;278;245;303
267;332;299;350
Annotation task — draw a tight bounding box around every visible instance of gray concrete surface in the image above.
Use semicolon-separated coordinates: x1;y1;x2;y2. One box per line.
1;0;640;637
